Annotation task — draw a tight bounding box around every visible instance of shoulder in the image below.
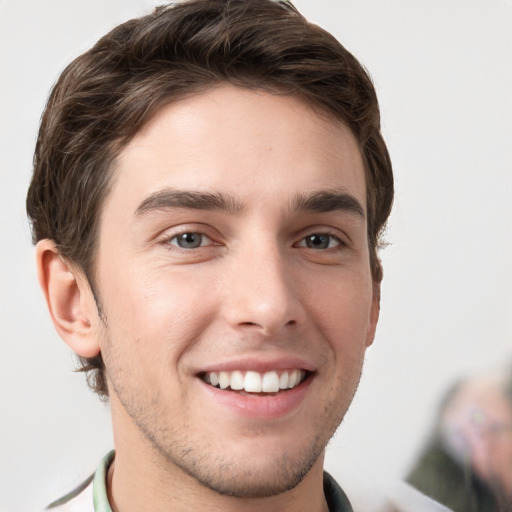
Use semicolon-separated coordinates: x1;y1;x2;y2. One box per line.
327;471;454;512
44;474;94;511
381;480;455;512
43;451;114;512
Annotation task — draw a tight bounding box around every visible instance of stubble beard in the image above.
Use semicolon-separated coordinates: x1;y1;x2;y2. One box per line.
109;375;358;500
150;428;326;498
102;323;363;500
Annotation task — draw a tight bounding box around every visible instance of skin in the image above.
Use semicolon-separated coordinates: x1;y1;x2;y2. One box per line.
37;85;380;512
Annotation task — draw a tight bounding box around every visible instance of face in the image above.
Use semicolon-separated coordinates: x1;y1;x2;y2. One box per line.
92;85;379;497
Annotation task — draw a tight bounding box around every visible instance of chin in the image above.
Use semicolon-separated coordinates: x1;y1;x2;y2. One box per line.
152;431;326;499
187;453;317;498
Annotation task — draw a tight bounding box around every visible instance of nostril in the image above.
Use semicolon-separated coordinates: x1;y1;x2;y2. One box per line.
240;321;259;327
238;320;297;329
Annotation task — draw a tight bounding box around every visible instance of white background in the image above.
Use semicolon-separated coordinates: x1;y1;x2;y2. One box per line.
0;1;510;510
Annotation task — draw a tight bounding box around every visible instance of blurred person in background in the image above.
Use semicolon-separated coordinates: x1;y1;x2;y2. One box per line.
407;366;512;512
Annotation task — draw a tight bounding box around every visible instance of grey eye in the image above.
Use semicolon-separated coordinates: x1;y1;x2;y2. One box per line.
302;234;341;250
172;233;204;249
305;234;331;249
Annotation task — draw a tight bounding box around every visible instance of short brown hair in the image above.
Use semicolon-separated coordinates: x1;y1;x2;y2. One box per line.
27;0;393;397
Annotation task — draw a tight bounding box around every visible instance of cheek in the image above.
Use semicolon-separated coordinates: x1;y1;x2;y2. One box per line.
98;267;219;361
306;272;374;337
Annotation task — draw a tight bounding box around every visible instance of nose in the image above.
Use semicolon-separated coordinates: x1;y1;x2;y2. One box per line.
220;241;305;336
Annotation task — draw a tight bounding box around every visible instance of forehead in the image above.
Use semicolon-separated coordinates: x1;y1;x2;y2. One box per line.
108;85;366;215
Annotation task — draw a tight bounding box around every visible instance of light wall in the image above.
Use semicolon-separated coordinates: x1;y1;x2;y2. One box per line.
0;1;510;510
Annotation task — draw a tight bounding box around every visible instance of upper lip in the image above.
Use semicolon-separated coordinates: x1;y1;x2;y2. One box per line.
196;355;317;375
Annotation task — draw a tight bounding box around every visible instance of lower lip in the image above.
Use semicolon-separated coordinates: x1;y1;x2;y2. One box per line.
198;375;313;419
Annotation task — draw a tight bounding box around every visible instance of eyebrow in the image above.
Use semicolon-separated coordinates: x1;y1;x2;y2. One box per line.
135;187;364;219
293;190;365;218
135;189;246;216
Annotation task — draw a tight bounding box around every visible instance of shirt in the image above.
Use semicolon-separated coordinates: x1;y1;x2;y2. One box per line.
46;451;354;512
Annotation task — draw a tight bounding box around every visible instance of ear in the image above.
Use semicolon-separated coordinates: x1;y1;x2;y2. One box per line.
365;281;381;347
35;239;101;358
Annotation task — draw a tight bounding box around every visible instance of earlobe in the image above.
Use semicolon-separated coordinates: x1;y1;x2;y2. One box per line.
366;282;381;347
35;239;101;358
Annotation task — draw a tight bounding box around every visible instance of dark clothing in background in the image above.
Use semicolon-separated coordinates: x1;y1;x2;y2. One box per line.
407;442;500;512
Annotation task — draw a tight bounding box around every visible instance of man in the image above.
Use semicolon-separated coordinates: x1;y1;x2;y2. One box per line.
26;1;445;510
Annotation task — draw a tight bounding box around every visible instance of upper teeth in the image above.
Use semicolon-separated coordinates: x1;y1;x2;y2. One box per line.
204;369;306;393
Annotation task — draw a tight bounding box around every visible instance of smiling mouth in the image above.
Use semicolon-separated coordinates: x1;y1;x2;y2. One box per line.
200;369;309;394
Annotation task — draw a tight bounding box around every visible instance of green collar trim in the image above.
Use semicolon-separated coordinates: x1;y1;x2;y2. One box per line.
93;450;115;512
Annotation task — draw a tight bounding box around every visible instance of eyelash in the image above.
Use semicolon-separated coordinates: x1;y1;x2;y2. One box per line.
162;229;345;252
294;232;345;250
166;231;215;250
